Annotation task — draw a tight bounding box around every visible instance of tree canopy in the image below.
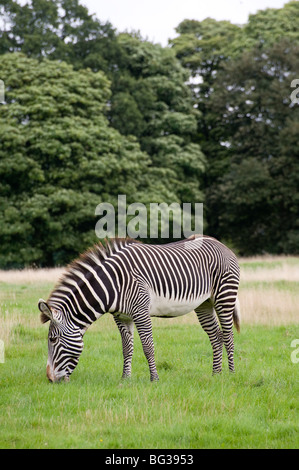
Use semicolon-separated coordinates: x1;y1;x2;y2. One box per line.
0;0;298;266
0;53;150;266
0;0;206;202
171;1;299;254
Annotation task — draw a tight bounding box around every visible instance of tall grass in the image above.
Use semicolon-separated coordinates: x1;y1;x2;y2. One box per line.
0;267;64;284
239;256;299;326
1;255;298;335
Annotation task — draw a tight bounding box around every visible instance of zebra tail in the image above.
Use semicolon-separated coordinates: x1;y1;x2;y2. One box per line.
233;296;241;333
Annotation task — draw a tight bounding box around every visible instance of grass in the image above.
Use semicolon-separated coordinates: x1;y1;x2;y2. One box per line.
239;256;299;326
0;257;299;449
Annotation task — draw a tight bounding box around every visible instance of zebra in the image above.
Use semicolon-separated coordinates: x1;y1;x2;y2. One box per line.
38;235;240;383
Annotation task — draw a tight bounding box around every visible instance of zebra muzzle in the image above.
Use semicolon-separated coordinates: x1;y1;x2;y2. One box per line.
47;364;69;383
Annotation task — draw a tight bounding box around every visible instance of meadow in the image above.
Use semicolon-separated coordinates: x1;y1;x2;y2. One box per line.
0;256;298;449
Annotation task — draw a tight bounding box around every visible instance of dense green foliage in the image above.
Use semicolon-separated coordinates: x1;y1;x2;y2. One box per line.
0;53;151;266
0;0;298;266
206;41;299;254
170;1;299;254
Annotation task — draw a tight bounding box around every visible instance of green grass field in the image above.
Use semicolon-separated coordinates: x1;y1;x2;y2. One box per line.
0;257;298;449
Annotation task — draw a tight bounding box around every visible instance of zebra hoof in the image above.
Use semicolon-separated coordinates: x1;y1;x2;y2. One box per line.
150;376;159;382
121;375;131;381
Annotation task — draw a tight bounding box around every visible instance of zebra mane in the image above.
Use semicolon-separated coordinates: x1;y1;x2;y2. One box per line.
47;238;141;307
69;237;141;271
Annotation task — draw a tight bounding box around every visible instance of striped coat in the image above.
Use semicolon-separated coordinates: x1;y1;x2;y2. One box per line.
39;236;240;382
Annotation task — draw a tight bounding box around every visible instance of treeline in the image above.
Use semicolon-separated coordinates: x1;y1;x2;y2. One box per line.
0;0;298;267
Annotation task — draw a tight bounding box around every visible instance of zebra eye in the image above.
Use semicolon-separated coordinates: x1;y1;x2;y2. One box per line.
49;336;58;344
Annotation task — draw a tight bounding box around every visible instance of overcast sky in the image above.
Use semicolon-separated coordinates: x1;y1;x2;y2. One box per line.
84;0;289;45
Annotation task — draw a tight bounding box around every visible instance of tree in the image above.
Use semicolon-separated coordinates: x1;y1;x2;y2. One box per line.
171;1;299;254
206;40;299;254
0;1;206;206
109;33;206;204
0;0;118;71
171;3;299;181
170;18;242;185
0;53;150;267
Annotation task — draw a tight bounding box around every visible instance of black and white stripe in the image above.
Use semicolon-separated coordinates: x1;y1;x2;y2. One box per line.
39;235;240;382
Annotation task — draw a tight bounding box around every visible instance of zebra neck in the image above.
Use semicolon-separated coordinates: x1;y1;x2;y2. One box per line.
48;294;103;333
49;256;123;332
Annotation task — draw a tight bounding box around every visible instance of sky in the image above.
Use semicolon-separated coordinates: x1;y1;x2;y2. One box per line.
83;0;289;45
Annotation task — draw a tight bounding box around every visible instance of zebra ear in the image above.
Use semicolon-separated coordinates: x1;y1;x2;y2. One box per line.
38;299;54;324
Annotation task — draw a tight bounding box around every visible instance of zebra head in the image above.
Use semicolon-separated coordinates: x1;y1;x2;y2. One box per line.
38;299;84;383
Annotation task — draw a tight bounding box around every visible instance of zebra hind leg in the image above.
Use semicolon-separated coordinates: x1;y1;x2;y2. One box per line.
195;299;223;375
113;315;134;379
213;275;239;373
214;302;235;373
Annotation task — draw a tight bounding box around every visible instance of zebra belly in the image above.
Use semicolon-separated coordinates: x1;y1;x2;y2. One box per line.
149;291;211;318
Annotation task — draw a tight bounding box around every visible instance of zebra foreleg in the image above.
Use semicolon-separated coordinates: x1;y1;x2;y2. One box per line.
113;315;134;379
195;299;224;374
133;313;159;382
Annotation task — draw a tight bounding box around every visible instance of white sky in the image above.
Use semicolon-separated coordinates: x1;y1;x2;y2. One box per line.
84;0;289;45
